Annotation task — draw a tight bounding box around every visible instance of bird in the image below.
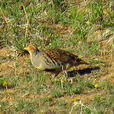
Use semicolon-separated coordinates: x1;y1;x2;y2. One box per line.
24;44;88;76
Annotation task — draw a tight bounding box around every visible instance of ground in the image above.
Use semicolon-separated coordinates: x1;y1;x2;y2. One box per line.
0;0;114;113
0;45;114;113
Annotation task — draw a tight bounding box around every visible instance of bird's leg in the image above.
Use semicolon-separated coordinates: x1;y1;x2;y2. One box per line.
65;64;74;84
60;77;64;89
50;68;62;81
62;66;67;77
62;64;71;77
54;68;62;77
60;65;68;87
68;78;74;84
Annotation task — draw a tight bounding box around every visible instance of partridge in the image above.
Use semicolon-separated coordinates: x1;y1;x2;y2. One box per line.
24;44;88;76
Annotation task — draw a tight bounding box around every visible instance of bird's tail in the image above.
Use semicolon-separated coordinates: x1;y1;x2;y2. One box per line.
75;57;89;65
79;60;89;65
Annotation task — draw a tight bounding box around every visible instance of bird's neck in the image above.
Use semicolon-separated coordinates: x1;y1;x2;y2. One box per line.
30;49;40;56
29;49;40;66
34;49;40;55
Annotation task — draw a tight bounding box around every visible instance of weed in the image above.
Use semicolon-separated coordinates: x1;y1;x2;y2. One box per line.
58;100;67;106
0;77;16;89
35;85;46;93
41;97;53;104
15;100;38;112
89;2;103;23
85;82;95;89
67;86;84;95
0;101;9;112
51;90;64;98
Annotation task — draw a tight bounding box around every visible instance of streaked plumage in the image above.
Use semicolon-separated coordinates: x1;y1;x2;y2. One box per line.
24;44;88;75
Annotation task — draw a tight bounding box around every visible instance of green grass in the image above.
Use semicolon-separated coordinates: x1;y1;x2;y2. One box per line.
0;68;113;113
15;100;38;112
0;0;114;113
69;83;114;113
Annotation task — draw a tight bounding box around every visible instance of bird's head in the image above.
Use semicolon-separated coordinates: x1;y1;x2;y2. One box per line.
24;44;39;55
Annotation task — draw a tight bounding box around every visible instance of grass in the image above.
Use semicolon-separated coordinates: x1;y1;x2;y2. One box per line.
0;70;108;113
0;0;114;113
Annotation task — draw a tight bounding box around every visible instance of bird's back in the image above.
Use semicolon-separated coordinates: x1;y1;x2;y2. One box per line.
42;49;87;68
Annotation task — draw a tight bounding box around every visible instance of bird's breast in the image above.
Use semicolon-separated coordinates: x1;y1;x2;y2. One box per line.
30;54;61;70
36;63;46;70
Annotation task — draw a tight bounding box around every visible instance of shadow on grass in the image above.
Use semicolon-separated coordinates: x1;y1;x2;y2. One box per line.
67;67;100;77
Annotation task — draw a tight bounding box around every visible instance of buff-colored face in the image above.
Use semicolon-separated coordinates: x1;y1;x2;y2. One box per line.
24;44;37;54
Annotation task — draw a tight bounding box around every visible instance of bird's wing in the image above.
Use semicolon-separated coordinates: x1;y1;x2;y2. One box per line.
44;49;85;65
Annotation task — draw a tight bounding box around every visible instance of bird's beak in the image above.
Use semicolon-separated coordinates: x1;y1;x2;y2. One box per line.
24;47;28;51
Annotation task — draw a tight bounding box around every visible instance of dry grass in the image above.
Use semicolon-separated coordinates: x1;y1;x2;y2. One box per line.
0;0;114;113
